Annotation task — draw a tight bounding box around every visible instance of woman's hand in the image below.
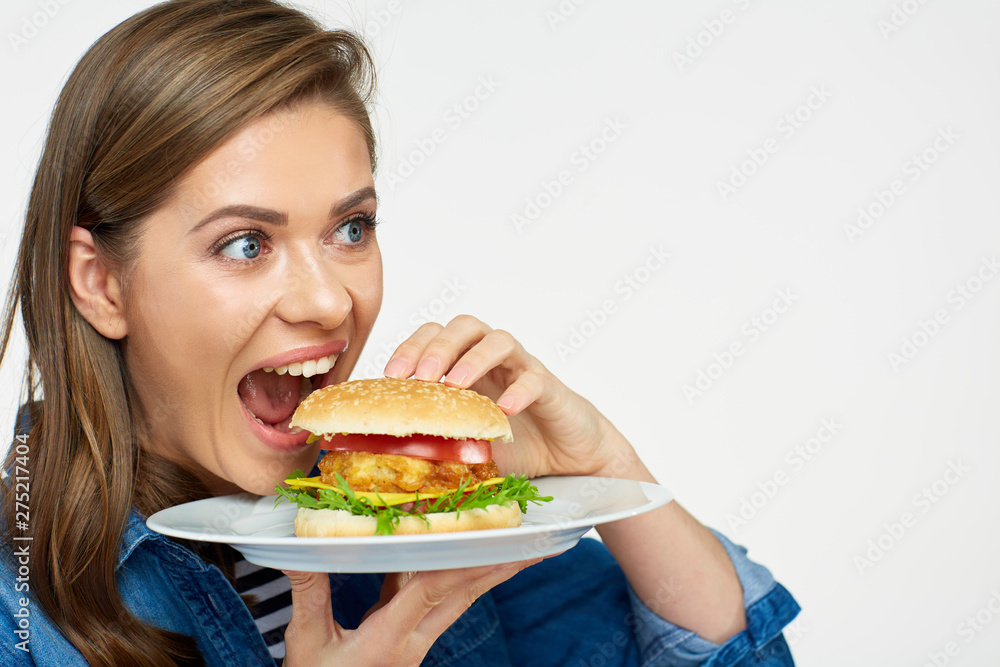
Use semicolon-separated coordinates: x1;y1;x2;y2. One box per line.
283;560;539;667
381;316;749;645
383;315;642;480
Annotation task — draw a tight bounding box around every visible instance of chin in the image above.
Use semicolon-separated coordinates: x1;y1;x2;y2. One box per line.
237;443;324;497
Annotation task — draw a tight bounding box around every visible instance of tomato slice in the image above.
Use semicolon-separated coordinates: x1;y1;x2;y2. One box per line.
323;433;493;464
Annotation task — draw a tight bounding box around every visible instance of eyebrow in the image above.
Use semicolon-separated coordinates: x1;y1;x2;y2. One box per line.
188;186;378;234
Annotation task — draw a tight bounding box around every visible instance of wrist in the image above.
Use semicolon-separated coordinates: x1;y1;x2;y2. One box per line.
591;430;656;483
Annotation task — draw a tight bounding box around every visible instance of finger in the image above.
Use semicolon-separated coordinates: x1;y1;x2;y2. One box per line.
351;559;544;664
364;564;500;639
441;328;524;390
349;565;500;662
383;322;444;378
361;571;417;622
492;367;548;416
440;330;550;414
282;570;341;662
408;559;542;643
376;559;541;645
407;315;493;382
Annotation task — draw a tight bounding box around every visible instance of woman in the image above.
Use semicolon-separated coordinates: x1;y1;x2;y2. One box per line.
0;1;798;665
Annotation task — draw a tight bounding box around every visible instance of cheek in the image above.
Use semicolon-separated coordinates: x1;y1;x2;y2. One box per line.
123;263;269;418
354;250;383;324
350;276;382;349
129;271;253;359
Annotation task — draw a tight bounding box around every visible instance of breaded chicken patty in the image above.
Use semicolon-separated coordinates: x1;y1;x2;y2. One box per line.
318;450;501;495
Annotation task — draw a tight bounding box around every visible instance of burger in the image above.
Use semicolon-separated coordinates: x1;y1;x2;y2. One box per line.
275;377;552;536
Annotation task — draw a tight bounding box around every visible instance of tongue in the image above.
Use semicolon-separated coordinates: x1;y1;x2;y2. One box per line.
238;369;302;426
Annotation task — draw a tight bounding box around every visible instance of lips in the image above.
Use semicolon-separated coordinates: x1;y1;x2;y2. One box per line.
238;343;346;450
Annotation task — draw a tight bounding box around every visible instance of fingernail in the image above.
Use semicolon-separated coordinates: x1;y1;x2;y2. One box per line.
496;393;516;411
384;356;409;378
414;357;439;381
444;364;469;386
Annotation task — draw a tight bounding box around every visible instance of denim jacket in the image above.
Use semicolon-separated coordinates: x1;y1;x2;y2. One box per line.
0;506;799;666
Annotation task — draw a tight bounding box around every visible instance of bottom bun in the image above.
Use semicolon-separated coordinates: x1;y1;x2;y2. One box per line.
295;501;523;537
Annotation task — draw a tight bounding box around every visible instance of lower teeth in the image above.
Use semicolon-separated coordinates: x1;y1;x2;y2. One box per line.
244;404;267;427
245;405;302;434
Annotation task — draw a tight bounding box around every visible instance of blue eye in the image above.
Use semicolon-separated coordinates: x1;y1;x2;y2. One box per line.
334;215;378;245
219;234;263;259
335;220;365;244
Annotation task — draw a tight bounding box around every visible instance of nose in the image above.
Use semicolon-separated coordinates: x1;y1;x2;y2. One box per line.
272;253;352;330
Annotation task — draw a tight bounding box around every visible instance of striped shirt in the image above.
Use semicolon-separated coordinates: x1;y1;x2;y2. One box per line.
234;556;292;663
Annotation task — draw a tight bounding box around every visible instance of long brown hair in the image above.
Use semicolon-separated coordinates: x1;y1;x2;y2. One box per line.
0;1;376;663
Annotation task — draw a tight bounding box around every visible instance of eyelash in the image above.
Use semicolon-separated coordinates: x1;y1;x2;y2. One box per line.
342;212;380;241
209;213;380;259
210;227;273;258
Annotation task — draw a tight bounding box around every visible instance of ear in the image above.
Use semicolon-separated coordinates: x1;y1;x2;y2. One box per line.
68;226;128;340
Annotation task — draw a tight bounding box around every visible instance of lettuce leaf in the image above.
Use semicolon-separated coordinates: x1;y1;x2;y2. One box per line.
275;471;552;536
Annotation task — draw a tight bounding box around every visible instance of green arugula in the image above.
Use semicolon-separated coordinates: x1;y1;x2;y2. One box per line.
275;471;553;536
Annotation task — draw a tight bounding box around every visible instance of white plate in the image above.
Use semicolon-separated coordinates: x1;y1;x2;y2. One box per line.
146;476;672;572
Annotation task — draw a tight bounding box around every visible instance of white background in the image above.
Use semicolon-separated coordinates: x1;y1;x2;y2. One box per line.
3;1;999;664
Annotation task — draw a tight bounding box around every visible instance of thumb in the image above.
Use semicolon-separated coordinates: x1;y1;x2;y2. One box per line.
362;571;417;622
282;570;340;664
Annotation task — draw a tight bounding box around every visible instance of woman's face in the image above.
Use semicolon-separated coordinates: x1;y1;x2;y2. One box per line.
123;102;382;495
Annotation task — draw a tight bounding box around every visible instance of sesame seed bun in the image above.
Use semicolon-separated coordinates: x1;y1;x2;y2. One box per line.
290;378;513;443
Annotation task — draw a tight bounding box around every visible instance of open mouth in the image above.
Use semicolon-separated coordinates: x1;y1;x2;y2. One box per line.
237;352;339;444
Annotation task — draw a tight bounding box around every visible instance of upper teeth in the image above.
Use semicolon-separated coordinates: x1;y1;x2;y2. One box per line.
263;354;338;378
